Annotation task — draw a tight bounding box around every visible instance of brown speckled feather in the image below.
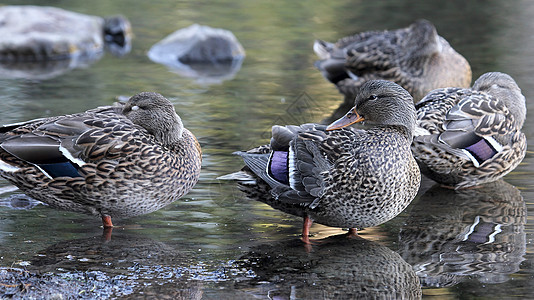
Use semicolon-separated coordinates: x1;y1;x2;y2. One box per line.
412;72;526;189
0;92;201;221
227;80;421;230
314;19;472;102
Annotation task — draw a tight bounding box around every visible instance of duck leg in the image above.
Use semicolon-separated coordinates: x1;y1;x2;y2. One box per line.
301;215;313;244
101;215;113;241
102;215;113;228
346;228;358;238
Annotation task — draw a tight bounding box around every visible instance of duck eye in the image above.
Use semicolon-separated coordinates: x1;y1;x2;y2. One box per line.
368;94;378;100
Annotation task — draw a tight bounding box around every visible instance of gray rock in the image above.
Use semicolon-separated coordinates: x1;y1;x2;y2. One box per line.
0;5;131;79
148;24;245;84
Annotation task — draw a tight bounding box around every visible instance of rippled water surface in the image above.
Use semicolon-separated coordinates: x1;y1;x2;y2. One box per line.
1;0;534;299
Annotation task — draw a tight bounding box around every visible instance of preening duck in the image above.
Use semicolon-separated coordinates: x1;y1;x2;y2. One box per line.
314;19;472;103
0;92;202;228
221;80;420;242
412;72;526;188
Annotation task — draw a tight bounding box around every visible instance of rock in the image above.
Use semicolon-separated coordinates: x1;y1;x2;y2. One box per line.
148;24;245;84
0;5;131;79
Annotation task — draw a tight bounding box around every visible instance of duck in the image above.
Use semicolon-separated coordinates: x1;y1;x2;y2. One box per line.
220;80;420;243
0;92;202;228
412;72;527;189
313;19;472;103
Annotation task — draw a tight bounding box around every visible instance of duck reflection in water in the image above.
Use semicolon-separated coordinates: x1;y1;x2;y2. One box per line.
398;179;526;287
236;233;422;299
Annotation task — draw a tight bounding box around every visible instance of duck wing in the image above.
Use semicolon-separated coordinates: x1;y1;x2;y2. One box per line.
0;105;139;178
237;124;338;207
238;124;368;208
314;30;399;84
415;89;517;166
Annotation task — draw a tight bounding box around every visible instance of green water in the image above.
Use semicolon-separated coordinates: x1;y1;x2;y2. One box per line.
1;0;533;298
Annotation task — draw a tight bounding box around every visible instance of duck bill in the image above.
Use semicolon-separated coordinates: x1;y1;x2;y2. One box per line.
326;108;365;131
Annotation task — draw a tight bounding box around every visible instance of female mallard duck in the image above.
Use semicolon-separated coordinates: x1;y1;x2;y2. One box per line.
412;72;527;189
0;92;202;228
314;19;472;103
221;80;420;242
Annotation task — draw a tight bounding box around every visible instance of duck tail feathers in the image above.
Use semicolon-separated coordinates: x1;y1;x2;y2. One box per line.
313;40;334;59
236;152;282;188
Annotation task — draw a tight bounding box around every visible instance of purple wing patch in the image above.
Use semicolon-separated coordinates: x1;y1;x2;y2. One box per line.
268;151;289;184
465;138;497;163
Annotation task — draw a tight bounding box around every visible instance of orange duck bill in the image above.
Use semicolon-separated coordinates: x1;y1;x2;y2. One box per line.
326;107;365;131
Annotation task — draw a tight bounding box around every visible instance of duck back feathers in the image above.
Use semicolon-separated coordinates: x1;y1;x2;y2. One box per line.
314;19;472;102
0;92;201;220
412;72;526;188
229;80;420;230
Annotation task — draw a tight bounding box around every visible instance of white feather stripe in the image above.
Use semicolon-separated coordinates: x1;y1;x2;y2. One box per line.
414;126;430;137
58;145;86;167
0;118;46;128
265;151;276;182
485;224;502;244
35;165;53;179
288;146;297;190
461;149;480;167
461;215;480;241
347;70;359;80
0;160;20;172
312;40;330;59
0;185;18;194
484;136;503;152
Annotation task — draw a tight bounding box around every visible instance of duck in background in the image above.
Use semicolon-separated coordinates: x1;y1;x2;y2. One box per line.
314;19;471;112
0;92;202;230
219;80;420;243
412;72;526;189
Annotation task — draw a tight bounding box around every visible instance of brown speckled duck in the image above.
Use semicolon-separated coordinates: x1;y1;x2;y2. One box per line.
314;19;472;103
412;72;527;189
0;92;202;228
220;80;420;242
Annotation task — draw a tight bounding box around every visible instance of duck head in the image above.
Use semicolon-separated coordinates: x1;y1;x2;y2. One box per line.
326;80;416;139
406;19;442;58
472;72;526;128
123;92;184;146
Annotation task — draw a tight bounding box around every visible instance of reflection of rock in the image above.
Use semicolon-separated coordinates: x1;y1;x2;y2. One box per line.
0;56;102;80
0;5;132;79
398;180;526;287
237;234;422;299
148;24;245;84
1;266;204;299
103;15;133;57
0;194;41;210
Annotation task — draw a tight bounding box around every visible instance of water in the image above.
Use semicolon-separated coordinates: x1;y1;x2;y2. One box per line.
0;0;533;298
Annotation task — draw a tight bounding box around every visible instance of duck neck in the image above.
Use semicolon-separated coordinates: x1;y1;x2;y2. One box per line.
158;122;183;147
377;124;414;142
